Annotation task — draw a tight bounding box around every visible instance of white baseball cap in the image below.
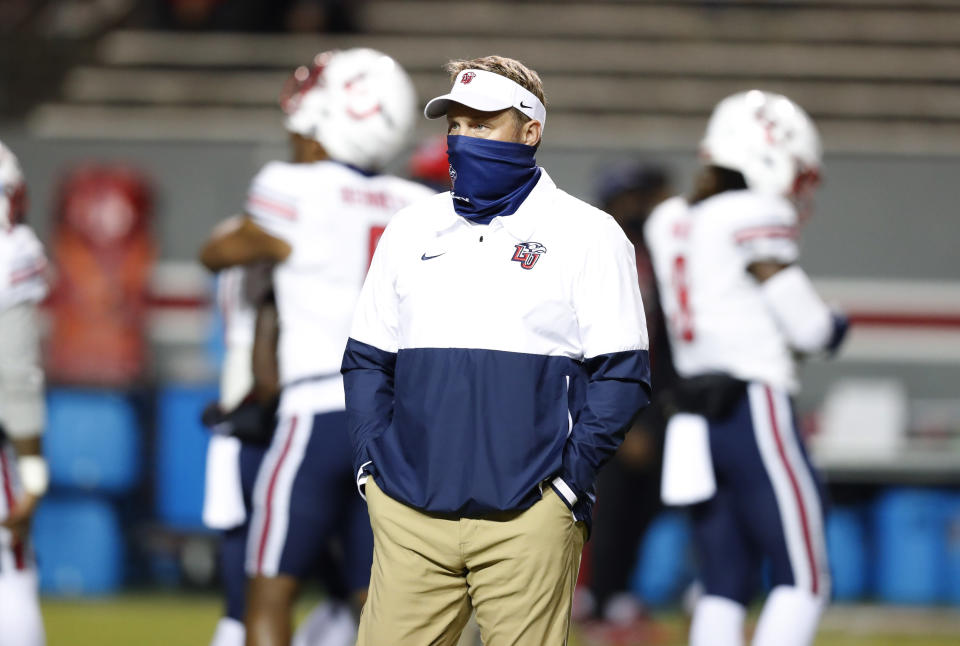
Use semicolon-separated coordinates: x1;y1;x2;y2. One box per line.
424;69;546;129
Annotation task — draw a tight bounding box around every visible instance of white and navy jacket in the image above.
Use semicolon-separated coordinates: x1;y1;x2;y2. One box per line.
341;170;651;524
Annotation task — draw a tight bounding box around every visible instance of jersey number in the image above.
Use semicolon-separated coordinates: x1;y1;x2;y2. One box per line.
672;254;695;342
366;225;386;274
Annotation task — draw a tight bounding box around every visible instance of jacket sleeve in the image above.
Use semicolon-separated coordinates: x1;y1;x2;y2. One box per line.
340;219;402;496
342;338;395;495
555;218;652;508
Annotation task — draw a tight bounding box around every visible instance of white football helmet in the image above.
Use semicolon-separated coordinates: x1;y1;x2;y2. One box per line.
0;140;26;231
700;90;822;198
283;48;417;171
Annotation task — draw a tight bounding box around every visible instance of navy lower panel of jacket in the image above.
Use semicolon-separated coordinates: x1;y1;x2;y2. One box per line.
342;340;651;526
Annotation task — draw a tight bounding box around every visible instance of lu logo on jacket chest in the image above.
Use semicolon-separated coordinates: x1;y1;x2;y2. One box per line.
511;241;546;269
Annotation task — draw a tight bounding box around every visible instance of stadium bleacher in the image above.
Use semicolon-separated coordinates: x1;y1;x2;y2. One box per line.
21;0;960;154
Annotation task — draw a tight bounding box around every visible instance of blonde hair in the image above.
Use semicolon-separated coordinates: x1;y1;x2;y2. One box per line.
443;55;547;124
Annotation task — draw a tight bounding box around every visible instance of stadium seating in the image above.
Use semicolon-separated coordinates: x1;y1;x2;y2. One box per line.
25;1;960;155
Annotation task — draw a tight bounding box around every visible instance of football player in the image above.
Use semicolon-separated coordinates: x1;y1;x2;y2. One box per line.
0;140;48;646
645;91;847;646
199;48;432;646
202;260;275;646
200;51;385;646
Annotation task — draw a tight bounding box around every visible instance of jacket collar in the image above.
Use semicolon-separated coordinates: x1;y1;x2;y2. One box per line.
435;169;555;242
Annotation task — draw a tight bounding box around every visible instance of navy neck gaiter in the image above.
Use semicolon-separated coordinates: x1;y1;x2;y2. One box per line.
446;135;541;225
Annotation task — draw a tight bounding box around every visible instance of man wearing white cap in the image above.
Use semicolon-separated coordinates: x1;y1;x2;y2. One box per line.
342;56;652;645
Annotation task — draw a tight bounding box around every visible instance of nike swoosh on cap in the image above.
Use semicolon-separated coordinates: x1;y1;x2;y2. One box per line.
520;101;532;109
421;252;446;261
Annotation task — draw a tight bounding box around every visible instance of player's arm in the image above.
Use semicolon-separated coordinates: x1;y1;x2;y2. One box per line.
198;216;291;272
735;196;848;356
559;220;653;511
252;293;280;406
0;302;48;547
748;260;848;355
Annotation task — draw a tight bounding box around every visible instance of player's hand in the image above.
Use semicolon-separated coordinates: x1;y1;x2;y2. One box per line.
0;492;41;548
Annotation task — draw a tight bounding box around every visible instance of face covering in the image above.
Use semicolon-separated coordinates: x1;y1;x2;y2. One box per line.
446;135;541;224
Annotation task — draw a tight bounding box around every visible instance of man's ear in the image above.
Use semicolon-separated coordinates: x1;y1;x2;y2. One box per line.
520;119;542;147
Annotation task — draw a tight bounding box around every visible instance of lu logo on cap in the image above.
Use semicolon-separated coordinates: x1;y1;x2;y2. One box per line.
461;72;476;84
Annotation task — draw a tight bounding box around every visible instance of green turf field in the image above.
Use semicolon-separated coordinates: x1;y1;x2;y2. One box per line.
41;593;960;646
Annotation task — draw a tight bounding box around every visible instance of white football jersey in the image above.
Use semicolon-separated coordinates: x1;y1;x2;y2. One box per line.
0;225;47;313
645;190;802;392
246;160;433;413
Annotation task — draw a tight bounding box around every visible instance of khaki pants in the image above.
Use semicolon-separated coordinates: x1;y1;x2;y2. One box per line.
358;478;587;646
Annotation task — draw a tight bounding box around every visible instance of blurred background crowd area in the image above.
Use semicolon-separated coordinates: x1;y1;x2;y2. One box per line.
0;0;360;36
1;0;960;640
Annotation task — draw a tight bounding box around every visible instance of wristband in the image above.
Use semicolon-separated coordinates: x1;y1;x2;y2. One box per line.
18;455;49;497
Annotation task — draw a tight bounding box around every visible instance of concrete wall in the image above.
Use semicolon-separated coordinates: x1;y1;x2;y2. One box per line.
4;130;957;280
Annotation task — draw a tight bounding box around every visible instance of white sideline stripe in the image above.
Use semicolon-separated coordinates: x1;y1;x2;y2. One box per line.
551;477;578;508
748;384;814;594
